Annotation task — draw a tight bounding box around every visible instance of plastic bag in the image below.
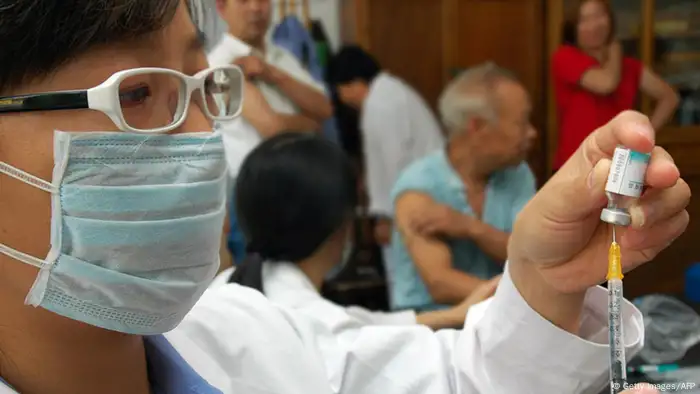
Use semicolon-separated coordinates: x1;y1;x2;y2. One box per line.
635;295;700;364
643;366;700;393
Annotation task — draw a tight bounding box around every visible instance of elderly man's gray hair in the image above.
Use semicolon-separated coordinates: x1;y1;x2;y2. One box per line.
437;62;518;137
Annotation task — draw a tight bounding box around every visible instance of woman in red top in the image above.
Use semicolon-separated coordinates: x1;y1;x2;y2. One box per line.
552;0;679;170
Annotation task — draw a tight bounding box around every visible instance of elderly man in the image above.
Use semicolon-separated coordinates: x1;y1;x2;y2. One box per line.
390;63;538;312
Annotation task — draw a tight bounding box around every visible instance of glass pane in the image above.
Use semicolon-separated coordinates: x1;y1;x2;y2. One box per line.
655;0;700;126
204;67;243;119
611;0;643;58
118;72;186;132
611;0;643;110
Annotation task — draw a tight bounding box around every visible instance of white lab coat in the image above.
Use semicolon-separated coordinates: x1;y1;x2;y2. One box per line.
168;262;644;393
212;263;418;336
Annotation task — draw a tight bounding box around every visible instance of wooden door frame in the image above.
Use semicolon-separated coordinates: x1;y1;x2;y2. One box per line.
351;0;371;50
546;0;563;176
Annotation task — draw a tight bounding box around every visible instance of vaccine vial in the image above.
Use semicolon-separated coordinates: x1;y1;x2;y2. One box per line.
601;146;651;226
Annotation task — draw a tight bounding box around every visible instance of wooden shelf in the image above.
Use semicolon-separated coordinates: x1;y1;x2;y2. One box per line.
658;126;700;142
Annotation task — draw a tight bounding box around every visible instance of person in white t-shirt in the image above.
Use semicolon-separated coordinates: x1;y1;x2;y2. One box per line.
327;45;446;272
211;0;331;146
210;0;334;265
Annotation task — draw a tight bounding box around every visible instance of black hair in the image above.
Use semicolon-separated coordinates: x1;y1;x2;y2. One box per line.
327;45;382;86
229;132;358;293
0;0;181;94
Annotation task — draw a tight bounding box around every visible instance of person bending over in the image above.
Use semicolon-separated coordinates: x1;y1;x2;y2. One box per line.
326;45;446;273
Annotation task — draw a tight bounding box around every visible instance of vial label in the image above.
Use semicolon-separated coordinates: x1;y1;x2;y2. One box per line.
605;147;650;198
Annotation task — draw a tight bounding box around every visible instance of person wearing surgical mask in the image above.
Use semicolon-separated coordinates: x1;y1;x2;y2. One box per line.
0;1;688;393
217;133;502;332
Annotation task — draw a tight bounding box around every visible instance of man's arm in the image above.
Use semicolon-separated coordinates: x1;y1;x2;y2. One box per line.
639;66;680;130
242;82;319;138
268;65;333;121
395;191;485;304
453;217;509;263
409;205;510;263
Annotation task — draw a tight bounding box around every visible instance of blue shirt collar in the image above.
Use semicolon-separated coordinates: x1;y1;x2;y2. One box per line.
0;335;221;394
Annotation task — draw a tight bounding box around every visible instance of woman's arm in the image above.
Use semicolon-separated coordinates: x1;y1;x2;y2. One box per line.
554;42;623;95
415;276;501;330
579;41;623;95
639;66;680;130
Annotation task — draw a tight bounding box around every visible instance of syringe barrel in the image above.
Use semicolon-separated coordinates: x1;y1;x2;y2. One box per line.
608;278;627;393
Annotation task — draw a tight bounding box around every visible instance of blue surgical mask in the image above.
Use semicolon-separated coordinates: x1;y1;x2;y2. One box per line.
0;131;227;335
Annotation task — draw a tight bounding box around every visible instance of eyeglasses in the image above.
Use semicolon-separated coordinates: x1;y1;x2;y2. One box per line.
0;66;244;134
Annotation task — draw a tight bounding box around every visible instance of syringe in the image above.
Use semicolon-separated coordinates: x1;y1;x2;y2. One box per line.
600;146;651;394
607;231;625;394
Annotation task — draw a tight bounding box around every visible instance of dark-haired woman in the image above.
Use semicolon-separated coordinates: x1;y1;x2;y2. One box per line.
220;132;499;331
551;0;678;170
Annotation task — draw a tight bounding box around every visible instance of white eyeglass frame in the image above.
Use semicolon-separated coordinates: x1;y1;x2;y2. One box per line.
0;65;245;134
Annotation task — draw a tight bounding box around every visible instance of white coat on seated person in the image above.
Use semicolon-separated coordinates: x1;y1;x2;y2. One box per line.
174;264;642;394
212;263;501;334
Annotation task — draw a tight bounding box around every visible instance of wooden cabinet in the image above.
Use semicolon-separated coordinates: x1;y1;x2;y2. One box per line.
342;0;548;185
654;0;700;128
548;0;700;297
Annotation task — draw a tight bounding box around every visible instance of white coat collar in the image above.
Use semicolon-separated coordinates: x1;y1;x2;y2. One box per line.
262;261;321;307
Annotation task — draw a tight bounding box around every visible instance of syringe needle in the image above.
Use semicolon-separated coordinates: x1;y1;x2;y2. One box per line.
612;225;616;243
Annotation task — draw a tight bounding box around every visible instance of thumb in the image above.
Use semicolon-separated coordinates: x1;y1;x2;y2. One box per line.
539;158;612;222
586;158;613;205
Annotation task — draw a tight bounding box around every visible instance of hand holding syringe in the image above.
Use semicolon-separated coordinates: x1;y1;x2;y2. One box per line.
601;146;651;394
